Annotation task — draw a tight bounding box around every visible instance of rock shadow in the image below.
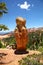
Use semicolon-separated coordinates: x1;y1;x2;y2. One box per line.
14;50;29;55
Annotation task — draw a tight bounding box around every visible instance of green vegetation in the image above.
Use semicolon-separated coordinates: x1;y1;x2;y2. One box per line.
0;30;43;50
0;40;3;48
0;36;16;48
38;46;43;52
0;2;8;16
19;53;43;65
0;24;9;31
0;40;6;48
2;36;16;46
0;2;9;31
27;31;43;50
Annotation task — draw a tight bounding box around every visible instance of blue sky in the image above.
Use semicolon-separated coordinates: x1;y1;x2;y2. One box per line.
0;0;43;32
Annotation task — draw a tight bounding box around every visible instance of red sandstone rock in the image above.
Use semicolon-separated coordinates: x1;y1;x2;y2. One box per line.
14;17;28;50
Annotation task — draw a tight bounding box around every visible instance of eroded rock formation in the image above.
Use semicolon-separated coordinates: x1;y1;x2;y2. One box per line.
14;17;28;51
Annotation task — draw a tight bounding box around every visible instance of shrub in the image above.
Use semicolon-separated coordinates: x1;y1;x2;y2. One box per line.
2;36;16;46
38;46;43;52
0;40;3;48
19;54;43;65
27;31;43;50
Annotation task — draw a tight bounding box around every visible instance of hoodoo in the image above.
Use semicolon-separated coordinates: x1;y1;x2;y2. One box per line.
14;17;28;51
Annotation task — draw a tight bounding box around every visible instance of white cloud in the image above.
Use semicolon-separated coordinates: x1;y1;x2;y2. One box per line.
17;1;31;10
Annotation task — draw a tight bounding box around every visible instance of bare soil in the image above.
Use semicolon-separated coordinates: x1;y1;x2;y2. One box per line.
0;35;10;39
0;49;41;65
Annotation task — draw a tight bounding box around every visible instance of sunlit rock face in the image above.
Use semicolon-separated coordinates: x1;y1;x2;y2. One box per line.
14;17;28;51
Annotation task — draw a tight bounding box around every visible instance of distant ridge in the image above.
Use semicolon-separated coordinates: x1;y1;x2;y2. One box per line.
0;31;14;35
0;31;14;39
0;27;43;36
28;27;43;32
